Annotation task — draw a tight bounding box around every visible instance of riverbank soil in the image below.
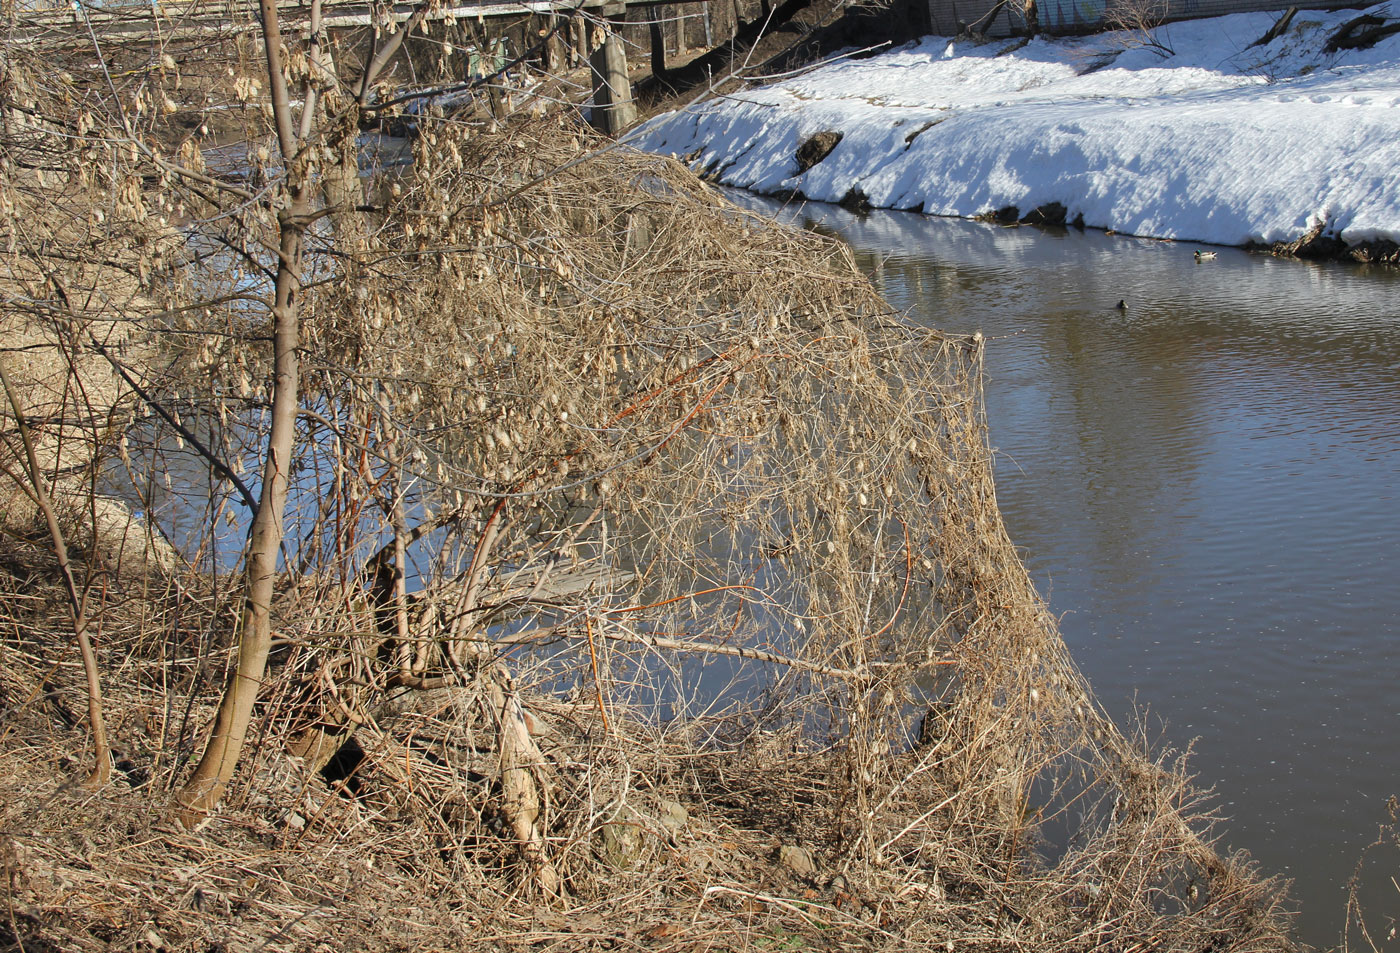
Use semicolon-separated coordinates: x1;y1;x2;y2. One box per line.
2;26;1297;953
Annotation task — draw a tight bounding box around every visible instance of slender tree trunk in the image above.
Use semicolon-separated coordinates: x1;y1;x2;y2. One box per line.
0;355;111;789
574;14;590;64
649;16;669;84
175;0;308;828
545;14;565;72
175;215;304;826
489;673;560;894
175;0;431;826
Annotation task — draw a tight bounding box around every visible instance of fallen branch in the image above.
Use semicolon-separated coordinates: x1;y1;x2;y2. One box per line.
497;619;953;680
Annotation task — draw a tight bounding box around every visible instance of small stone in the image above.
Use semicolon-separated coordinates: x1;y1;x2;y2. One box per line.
778;844;817;878
598;808;655;870
658;800;688;834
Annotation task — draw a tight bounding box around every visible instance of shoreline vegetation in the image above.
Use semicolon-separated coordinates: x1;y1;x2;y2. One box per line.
2;5;1384;951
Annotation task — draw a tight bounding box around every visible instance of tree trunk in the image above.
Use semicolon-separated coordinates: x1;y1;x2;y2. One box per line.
545;14;565;72
175;212;304;826
489;672;560;894
0;355;111;789
573;14;589;66
175;0;308;827
649;16;669;84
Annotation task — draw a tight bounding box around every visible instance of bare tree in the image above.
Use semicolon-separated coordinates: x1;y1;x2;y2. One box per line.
0;354;111;788
173;0;446;826
169;0;313;826
1104;0;1176;56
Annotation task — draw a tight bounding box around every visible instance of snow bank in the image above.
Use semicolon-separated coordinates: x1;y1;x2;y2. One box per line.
628;3;1400;248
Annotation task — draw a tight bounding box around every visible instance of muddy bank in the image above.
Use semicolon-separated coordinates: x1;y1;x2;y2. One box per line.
1258;219;1400;263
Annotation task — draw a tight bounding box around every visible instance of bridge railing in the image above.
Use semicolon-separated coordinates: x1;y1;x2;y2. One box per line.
19;0;681;38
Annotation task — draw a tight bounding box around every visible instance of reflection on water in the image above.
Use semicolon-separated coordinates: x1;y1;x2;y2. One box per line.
740;194;1400;949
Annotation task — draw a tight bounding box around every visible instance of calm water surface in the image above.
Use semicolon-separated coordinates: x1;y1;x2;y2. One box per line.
742;195;1400;948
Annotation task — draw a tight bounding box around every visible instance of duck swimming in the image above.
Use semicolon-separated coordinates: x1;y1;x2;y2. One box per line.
1194;250;1218;262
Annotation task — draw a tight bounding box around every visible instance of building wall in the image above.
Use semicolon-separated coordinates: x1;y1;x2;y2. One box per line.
926;0;1363;37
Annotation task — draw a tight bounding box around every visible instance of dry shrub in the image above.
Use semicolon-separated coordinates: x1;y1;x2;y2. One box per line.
1;37;1292;952
1343;796;1400;953
1104;0;1177;56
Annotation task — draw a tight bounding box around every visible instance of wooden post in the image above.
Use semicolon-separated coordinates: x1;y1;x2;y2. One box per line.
545;13;565;72
673;3;687;56
589;6;637;134
572;12;588;65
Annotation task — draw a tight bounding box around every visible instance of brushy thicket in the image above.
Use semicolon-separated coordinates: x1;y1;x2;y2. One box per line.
0;23;1299;953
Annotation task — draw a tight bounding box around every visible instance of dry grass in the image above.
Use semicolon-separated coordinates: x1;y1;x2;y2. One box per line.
0;36;1297;951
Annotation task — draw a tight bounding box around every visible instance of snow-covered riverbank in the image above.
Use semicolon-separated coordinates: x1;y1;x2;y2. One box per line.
629;3;1400;252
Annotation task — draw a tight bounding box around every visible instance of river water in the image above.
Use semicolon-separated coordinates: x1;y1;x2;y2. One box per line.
738;195;1400;948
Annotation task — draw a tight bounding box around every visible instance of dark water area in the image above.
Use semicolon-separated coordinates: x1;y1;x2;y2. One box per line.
735;194;1400;949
